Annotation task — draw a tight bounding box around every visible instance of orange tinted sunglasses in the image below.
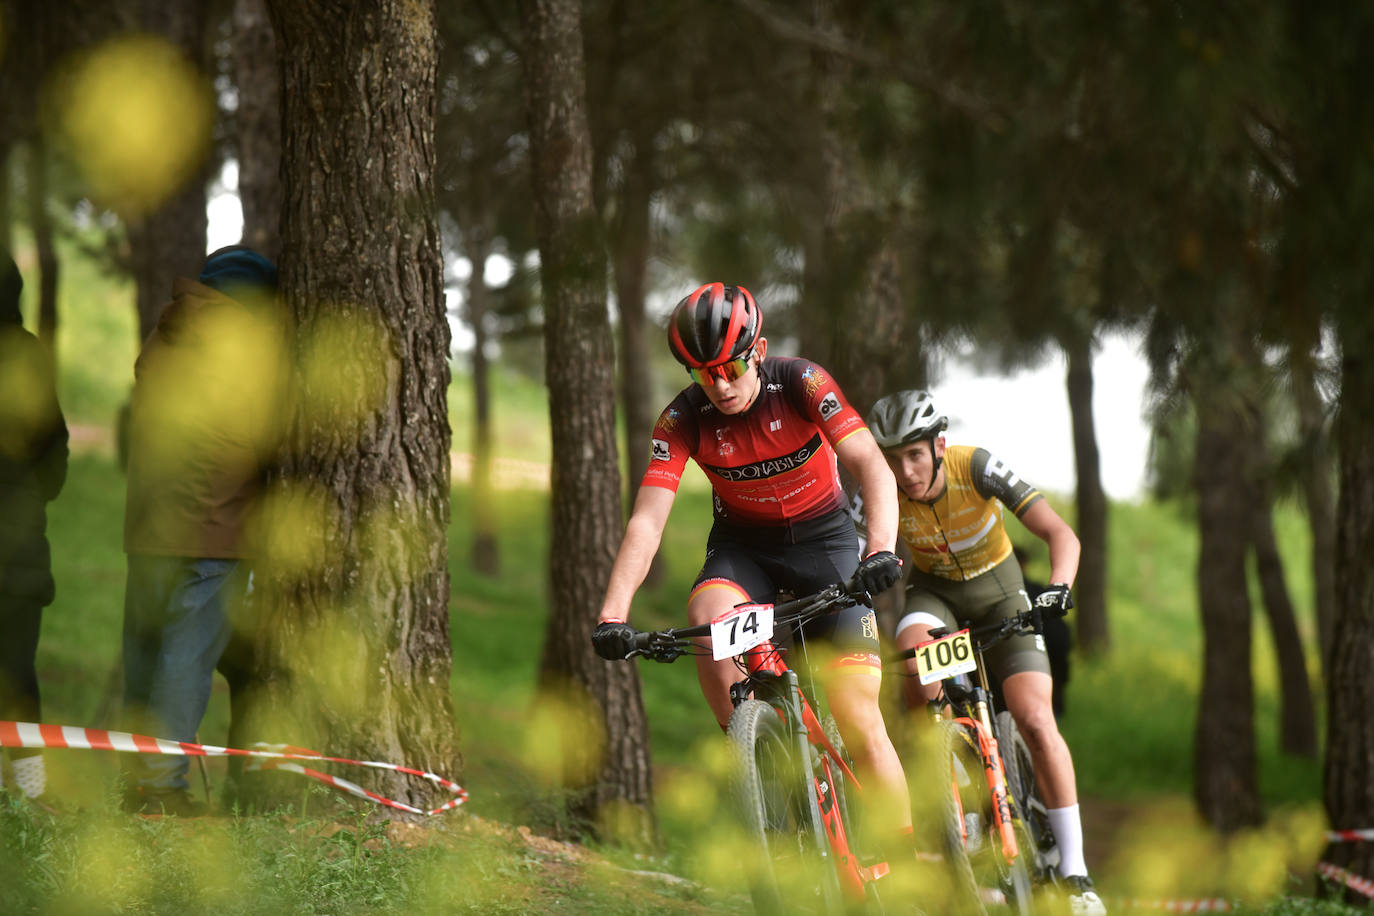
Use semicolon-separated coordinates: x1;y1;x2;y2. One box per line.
688;350;755;386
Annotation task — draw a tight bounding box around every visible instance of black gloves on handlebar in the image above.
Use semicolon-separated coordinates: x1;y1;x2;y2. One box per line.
1033;583;1073;616
855;550;902;596
592;620;635;660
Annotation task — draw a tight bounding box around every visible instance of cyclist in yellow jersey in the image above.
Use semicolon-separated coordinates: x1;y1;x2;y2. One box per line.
854;389;1106;916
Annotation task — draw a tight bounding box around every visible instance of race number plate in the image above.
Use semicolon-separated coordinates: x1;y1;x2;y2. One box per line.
914;628;976;685
709;604;775;661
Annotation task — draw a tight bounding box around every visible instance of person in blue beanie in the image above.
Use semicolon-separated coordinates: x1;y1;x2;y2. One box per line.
119;246;285;815
0;251;68;812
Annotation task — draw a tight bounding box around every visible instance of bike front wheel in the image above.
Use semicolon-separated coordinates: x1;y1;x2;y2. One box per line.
996;709;1061;889
933;719;989;915
728;698;843;915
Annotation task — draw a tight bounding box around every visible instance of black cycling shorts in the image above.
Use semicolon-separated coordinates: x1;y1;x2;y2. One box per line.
692;508;880;661
896;554;1051;681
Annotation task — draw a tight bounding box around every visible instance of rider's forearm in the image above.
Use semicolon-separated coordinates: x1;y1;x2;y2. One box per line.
598;515;663;623
857;461;899;555
1046;526;1081;587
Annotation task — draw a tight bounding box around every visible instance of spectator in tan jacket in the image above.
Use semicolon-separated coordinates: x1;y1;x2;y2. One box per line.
120;246;284;815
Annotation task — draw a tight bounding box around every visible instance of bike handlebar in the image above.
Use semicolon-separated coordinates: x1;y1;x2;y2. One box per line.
625;576;871;664
892;601;1069;662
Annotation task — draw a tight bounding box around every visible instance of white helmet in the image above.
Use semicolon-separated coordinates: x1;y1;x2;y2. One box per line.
867;390;948;449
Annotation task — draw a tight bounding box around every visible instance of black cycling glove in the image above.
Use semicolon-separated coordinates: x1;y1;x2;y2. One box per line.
1033;584;1073;616
855;550;902;596
592;620;635;660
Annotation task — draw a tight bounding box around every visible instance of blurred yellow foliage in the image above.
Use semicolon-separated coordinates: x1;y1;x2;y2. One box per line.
182;829;246;908
251;480;335;578
523;683;606;788
52;34;213;215
61;821;150;910
0;337;58;462
297;310;393;436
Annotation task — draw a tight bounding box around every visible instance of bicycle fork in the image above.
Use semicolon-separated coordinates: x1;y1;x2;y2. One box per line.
936;692;1019;865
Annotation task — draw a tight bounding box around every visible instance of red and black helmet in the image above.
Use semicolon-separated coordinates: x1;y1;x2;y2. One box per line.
666;283;763;368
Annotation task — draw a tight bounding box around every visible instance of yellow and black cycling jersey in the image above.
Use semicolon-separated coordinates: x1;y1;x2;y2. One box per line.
853;445;1043;581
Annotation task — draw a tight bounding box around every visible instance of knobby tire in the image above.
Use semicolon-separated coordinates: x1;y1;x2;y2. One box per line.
728;698;843;915
936;719;989;916
996;709;1061;890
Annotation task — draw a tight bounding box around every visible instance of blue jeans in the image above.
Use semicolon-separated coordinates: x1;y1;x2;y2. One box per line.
121;555;240;793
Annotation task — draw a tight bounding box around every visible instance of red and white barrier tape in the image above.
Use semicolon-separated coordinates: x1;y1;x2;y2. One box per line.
1109;898;1232;912
0;720;467;816
1327;828;1374;843
1317;861;1374;900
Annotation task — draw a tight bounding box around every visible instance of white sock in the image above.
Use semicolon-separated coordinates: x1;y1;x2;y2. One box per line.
12;755;46;799
1048;803;1088;878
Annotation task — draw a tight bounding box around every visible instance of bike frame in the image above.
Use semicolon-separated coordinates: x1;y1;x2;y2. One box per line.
737;637;889;900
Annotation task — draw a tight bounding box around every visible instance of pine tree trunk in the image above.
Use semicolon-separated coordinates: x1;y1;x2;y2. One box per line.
1249;491;1318;758
518;0;653;842
0;139;11;254
613;134;654;508
799;3;910;413
1065;332;1109;654
1291;352;1338;670
231;0;282;260
242;0;462;813
25;138;59;362
1320;332;1374;900
1193;392;1263;832
126;0;210;343
610;133;663;585
466;232;499;576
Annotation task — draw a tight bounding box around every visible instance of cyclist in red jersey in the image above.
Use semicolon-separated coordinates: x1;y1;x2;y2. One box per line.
592;283;919;878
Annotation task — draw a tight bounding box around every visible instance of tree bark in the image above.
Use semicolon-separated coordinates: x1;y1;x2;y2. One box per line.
125;0;211;344
231;0;282;261
797;2;912;415
612;132;654;510
1065;331;1109;654
1291;351;1338;670
24;137;58;362
1249;490;1318;758
1193;389;1263;832
242;0;462;813
0;139;10;254
1320;329;1374;897
518;0;653;842
610;131;664;586
466;230;499;575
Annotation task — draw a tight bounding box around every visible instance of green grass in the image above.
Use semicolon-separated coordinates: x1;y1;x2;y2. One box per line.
24;450;1349;912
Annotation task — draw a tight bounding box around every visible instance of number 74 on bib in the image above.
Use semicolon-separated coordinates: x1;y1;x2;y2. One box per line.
709;603;775;661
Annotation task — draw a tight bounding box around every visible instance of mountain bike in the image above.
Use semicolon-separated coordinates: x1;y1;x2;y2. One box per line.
623;576;890;914
897;600;1069;914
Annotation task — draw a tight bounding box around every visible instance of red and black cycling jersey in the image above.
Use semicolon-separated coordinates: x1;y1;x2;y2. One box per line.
642;357;868;525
